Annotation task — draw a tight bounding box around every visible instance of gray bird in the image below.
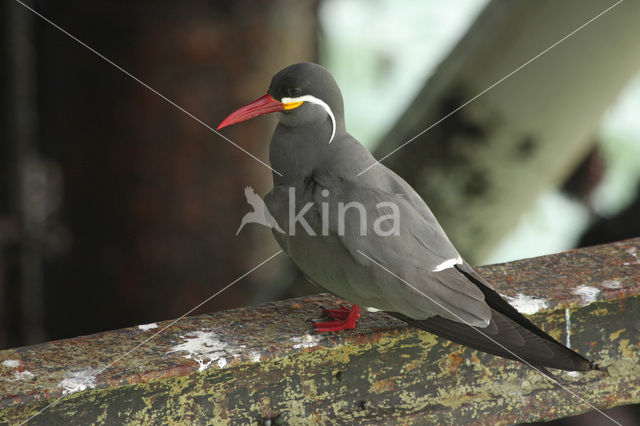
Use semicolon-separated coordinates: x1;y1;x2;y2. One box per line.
218;62;597;373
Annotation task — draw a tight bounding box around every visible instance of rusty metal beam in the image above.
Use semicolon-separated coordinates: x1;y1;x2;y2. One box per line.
2;238;640;424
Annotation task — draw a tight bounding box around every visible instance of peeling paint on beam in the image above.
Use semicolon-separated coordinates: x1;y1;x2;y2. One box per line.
1;238;640;424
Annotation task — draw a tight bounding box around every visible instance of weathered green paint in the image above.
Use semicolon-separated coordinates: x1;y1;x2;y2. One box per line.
1;238;639;424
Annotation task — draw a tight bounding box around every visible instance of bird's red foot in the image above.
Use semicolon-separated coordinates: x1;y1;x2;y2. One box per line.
321;305;352;320
314;304;360;332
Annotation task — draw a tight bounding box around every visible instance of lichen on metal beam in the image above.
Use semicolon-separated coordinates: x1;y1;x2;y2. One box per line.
1;238;640;424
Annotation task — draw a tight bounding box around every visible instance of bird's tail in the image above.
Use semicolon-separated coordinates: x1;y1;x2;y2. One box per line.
390;309;598;373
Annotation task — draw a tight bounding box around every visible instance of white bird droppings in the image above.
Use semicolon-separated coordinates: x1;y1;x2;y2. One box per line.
291;334;321;349
573;285;600;305
505;293;548;315
9;370;35;381
169;330;245;372
432;255;463;272
59;369;97;395
602;279;622;290
623;247;640;265
565;308;572;349
248;351;262;363
3;359;36;381
2;359;20;368
138;323;159;331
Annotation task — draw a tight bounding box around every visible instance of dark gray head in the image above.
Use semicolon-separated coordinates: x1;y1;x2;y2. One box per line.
267;62;345;141
218;62;345;143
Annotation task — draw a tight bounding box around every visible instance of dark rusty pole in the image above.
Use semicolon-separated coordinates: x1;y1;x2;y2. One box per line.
1;238;640;424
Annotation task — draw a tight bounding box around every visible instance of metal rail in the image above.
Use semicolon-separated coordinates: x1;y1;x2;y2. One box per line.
1;238;639;424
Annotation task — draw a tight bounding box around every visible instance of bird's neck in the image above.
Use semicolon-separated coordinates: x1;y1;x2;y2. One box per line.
269;120;349;185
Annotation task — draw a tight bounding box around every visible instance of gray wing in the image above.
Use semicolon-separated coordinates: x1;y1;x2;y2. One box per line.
315;170;594;371
314;176;491;327
369;164;449;236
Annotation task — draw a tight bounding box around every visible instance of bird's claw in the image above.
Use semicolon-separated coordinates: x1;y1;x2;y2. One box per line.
313;304;361;332
321;305;351;320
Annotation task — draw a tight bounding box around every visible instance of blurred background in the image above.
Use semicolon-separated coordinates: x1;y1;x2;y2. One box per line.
1;0;639;356
2;1;640;423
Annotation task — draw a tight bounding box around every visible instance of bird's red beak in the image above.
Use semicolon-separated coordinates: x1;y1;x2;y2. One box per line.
217;94;284;130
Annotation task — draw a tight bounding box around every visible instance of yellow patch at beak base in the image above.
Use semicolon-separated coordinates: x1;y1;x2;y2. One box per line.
283;101;303;110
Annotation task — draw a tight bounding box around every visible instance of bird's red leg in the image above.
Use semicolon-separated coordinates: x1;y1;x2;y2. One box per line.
313;304;361;332
321;305;351;320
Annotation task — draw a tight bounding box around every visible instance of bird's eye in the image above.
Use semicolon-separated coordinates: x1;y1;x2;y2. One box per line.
289;87;302;97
